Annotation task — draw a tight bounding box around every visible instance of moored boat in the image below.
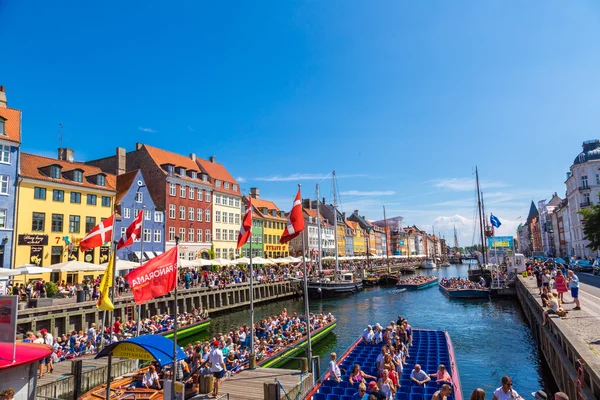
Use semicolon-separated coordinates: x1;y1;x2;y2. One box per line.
362;273;379;287
438;278;490;299
422;257;437;269
308;273;363;298
378;273;398;286
396;276;439;290
160;318;211;341
304;328;463;400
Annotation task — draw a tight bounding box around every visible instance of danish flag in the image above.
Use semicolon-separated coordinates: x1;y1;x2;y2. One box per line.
79;215;115;252
280;187;305;244
117;208;144;249
237;198;253;249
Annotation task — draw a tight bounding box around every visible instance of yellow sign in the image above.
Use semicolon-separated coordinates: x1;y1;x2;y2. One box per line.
493;241;510;247
112;343;155;361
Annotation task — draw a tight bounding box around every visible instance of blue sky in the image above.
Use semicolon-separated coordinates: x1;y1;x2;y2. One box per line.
3;1;600;245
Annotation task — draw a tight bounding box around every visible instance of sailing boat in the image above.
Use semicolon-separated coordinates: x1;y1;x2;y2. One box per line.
378;205;399;285
467;167;493;284
423;227;437;269
307;171;363;298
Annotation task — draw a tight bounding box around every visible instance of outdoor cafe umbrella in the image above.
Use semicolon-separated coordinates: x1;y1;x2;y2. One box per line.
49;260;106;273
99;259;140;272
233;257;251;265
11;264;54;284
252;257;276;265
214;258;234;266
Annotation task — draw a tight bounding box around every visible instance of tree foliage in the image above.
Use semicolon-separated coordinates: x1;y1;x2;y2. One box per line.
580;205;600;251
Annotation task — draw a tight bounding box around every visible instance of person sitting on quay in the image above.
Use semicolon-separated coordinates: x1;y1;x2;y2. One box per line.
410;364;431;386
429;364;452;384
540;287;550;307
432;384;452;400
492;376;522;400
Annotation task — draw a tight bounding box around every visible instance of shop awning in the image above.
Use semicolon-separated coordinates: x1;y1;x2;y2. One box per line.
144;252;156;260
95;335;186;367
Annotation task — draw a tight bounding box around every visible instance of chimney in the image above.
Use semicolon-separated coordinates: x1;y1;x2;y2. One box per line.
58;148;74;162
209;156;216;163
136;142;143;151
302;199;310;209
116;147;126;175
189;153;196;161
0;86;6;108
342;212;346;219
250;187;260;199
354;210;359;215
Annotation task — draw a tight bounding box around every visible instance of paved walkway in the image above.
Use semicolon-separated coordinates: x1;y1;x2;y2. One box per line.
522;274;600;357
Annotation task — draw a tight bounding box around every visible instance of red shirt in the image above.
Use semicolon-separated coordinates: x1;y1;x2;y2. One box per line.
113;321;121;334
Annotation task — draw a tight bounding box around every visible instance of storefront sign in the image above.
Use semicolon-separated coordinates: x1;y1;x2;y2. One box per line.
68;245;79;261
84;249;94;263
265;245;285;251
30;246;43;266
18;234;48;246
487;236;514;248
111;342;155;360
99;246;110;264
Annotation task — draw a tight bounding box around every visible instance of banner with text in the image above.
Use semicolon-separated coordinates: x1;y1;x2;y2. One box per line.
125;246;178;305
487;236;514;248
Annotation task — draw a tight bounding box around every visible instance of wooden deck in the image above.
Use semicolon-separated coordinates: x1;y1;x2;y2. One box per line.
191;368;313;400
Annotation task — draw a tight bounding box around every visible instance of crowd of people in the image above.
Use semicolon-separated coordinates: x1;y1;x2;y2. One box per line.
396;276;437;286
439;277;486;290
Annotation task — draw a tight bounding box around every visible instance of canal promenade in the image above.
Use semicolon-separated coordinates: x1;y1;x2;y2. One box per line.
516;274;600;399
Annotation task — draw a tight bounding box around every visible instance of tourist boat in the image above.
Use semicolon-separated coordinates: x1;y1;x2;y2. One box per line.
438;282;490;299
401;266;416;274
422;257;437;269
308;273;363;298
160;318;211;341
377;273;398;286
441;261;451;268
396;276;439;290
257;318;337;368
362;273;379;287
304;328;463;400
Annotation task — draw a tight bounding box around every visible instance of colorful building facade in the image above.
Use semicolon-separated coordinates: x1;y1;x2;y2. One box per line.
248;188;288;258
240;197;264;258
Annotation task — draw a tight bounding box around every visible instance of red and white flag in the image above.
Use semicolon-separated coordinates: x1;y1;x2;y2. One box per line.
237;198;253;249
79;215;114;252
280;188;305;244
124;246;178;305
117;209;143;249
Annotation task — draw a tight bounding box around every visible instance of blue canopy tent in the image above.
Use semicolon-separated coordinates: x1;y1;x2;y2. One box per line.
95;335;186;366
554;258;567;265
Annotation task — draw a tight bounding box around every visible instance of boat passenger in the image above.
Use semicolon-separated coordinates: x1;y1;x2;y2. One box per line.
377;368;396;399
553;392;568;400
532;390;548;400
469;388;486;400
431;384;452;400
410;364;431;386
142;365;161;389
367;381;387;400
492;376;522;400
429;364;452;384
362;325;375;344
374;324;384;344
329;352;342;382
349;364;376;385
352;383;368;400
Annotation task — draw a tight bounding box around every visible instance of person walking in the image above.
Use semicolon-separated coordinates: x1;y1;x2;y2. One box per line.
554;270;568;303
567;270;581;310
207;340;226;398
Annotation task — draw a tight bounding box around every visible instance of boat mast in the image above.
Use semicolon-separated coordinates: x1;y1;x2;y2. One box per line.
432;225;437;261
316;184;323;272
475;167;487;265
333;171;339;280
384;205;391;274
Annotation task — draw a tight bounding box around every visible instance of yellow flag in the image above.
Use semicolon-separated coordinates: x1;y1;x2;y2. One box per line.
97;251;115;311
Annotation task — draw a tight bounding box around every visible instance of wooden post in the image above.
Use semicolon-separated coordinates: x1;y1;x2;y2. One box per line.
71;359;83;400
263;382;280;400
299;357;308;373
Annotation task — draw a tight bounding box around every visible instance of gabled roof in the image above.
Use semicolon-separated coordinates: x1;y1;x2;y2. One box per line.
346;220;360;230
195;158;239;195
245;197;286;221
303;208;331;226
142;144;209;185
21;153;116;191
116;170;141;205
527;201;539;222
0;107;21;144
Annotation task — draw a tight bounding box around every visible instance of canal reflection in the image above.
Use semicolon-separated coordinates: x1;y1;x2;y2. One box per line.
182;264;552;397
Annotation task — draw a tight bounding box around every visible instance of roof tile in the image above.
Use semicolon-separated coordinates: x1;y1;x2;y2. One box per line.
0;107;21;144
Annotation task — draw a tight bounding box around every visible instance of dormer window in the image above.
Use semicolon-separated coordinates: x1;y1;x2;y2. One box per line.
202;174;208;182
0;117;5;136
233;184;237;192
73;170;83;183
224;182;230;189
215;180;221;188
97;174;106;187
190;171;197;180
162;164;175;176
50;165;61;179
178;167;186;176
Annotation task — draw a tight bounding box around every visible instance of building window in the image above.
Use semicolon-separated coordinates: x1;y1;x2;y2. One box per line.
154;211;163;222
143;229;151;242
188;251;194;261
215;211;221;223
120;227;126;239
205;192;210;202
169;227;175;241
70;192;81;203
97;175;106;186
202;174;208;182
87;194;97;205
179;228;186;242
72;169;83;183
69;215;80;233
206;230;211;242
228;197;233;206
191;171;197;180
233;184;237;192
50;166;61;179
144;210;151;220
34;187;46;200
154;229;161;242
581;175;589;188
179;206;186;220
235;198;240;208
224;182;230;189
188;207;194;221
197;208;203;222
180;186;186;198
179;167;186;176
215;229;221;240
583;193;591;205
197;229;202;242
188;228;194;242
135;192;143;203
101;196;111;207
215;194;221;205
0;145;10;164
32;212;45;231
51;214;63;232
205;209;210;222
0;120;4;136
197;188;202;200
215;248;221;258
85;216;97;233
189;187;194;200
215;180;221;188
0;209;5;228
53;189;64;202
134;208;140;217
169;204;176;219
170;184;176;196
228;213;234;224
123;208;131;219
228;230;234;241
235;214;240;225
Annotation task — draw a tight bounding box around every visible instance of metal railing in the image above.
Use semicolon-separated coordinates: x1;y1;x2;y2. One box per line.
216;394;230;400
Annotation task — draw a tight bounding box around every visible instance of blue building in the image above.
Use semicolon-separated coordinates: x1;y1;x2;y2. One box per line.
0;87;21;269
114;170;165;262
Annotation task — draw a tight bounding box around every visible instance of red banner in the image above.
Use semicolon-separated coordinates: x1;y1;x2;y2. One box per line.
125;246;178;305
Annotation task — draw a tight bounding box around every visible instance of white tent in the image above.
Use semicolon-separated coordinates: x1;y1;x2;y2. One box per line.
12;265;54;275
99;259;140;272
233;257;251;265
50;260;106;273
252;257;276;265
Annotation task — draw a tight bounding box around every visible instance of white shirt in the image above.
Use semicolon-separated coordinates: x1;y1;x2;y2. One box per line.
493;386;521;400
329;360;341;378
43;333;54;346
143;371;159;387
208;348;225;372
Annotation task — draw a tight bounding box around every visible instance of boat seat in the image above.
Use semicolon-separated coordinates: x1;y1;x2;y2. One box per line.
323;380;336;387
340;396;353;400
411;386;424;394
333;387;345;395
326;395;340;400
396;393;409;400
320;386;332;394
313;394;326;400
410;394;424;400
345;388;357;396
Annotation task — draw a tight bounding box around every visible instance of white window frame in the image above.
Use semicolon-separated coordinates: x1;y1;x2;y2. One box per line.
135;192;143;203
143;228;151;242
179;206;186;220
235;214;240;225
188;207;194;221
215;180;221;188
0;145;10;164
154;211;163;222
144;209;151;220
224;182;229;189
180;186;186;198
215;194;221;205
170;183;176;196
0;175;9;195
189;187;194;200
123;207;131;219
233;184;237;192
205;192;210;202
179;227;186;242
228;213;234;224
197;229;203;242
206;230;211;242
188;228;194;242
205;209;210;222
197;188;202;199
0;209;6;228
169;204;176;219
169;227;175;241
197;208;203;222
228;197;233;206
215;228;221;241
154;229;162;242
215;211;221;223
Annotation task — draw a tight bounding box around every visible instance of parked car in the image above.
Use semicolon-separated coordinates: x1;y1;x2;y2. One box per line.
573;260;593;273
593;259;600;276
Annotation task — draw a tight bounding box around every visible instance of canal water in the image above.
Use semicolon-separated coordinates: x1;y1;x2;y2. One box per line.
182;264;553;398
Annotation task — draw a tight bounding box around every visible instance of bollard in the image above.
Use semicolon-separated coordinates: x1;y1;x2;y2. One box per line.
199;374;214;394
263;382;280;400
71;359;83;400
249;353;257;369
299;357;308;373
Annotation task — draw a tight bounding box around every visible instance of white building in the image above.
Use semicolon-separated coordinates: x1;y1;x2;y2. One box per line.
565;140;600;258
538;194;562;256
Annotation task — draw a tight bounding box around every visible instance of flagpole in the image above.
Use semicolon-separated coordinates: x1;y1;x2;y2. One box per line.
137;206;145;337
249;221;255;368
300;184;313;373
172;236;180;400
105;240;117;400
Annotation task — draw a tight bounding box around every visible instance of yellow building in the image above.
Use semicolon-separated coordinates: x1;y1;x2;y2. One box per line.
368;231;377;255
347;221;365;255
336;225;346;257
14;150;116;282
248;189;289;258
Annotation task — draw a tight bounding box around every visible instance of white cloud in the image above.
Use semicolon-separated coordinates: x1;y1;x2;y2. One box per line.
237;176;246;183
340;190;396;196
139;127;157;133
431;177;507;192
254;173;370;182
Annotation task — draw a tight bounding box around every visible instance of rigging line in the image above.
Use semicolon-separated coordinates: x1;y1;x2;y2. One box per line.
317;171;333;184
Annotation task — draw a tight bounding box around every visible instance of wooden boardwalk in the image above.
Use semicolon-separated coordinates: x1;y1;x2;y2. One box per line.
191;368;313;400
